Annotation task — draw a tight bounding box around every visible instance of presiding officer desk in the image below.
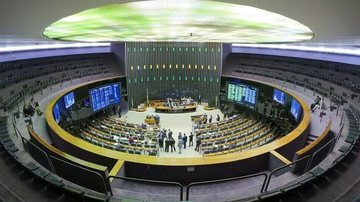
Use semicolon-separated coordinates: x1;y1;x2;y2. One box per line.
151;100;197;113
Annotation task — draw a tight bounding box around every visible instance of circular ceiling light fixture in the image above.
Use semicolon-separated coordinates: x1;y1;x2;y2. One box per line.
43;0;313;43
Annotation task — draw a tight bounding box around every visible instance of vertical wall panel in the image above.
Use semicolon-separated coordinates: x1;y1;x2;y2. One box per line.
126;42;221;107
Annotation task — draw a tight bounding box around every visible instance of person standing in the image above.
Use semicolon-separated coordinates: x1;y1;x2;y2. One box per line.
182;134;188;149
208;115;212;124
170;137;176;152
203;116;207;124
113;105;117;115
168;129;173;139
155;114;160;125
197;94;201;105
216;114;220;122
195;137;201;152
189;132;194;147
178;137;184;154
178;132;182;140
162;130;167;140
158;135;164;152
34;102;43;116
118;106;122;118
29;98;34;107
165;138;170;152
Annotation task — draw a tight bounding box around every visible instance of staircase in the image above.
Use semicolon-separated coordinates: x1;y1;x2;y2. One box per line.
305;134;318;146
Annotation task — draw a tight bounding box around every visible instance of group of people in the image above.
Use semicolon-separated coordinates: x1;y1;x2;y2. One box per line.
165;97;195;108
23;98;43;117
196;114;221;125
157;129;201;154
176;132;193;154
146;114;160;125
112;105;122;118
310;96;322;112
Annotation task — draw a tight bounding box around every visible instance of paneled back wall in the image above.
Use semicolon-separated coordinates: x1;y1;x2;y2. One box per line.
126;42;222;107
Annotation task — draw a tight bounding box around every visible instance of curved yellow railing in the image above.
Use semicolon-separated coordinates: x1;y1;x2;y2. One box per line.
45;76;311;166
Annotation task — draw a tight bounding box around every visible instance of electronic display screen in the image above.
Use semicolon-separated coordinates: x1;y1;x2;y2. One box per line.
64;91;75;109
89;83;121;112
227;82;258;109
53;103;61;123
291;99;301;120
273;89;285;105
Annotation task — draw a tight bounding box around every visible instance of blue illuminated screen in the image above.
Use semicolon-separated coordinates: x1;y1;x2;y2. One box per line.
64;91;75;109
227;82;258;109
273;89;285;104
89;83;121;112
290;99;301;120
53;103;61;123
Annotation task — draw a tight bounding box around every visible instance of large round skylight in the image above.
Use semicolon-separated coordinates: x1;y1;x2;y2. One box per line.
43;0;313;43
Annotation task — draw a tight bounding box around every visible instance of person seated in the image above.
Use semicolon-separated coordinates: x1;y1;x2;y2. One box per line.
212;144;219;152
229;143;236;149
128;135;134;145
202;116;207;124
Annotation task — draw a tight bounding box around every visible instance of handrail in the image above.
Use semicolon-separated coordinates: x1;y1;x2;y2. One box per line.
263;155;310;192
50;155;110;195
305;135;337;172
186;172;268;201
302;123;344;172
23;130;110;194
22;137;55;173
108;175;183;201
11;108;31;139
11;115;19;138
335;123;345;146
27;125;107;171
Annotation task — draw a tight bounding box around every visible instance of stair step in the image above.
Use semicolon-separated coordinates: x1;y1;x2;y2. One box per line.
308;134;318;138
307;136;318;141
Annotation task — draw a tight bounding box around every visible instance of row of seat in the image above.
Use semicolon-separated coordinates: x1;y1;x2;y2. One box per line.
199;118;260;143
205;131;276;157
0;62;109;89
76;117;159;156
339;106;360;152
2;67;113;110
0;118;119;201
81;128;157;153
246;105;360;201
230;54;360;92
0;53;117;89
1;53;120;110
79;131;158;156
203;126;275;156
98;118;149;137
104;115;160;136
237;67;344;104
193;113;245;131
194;114;249;135
0;53;112;71
87;119;158;144
0;117;19;157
